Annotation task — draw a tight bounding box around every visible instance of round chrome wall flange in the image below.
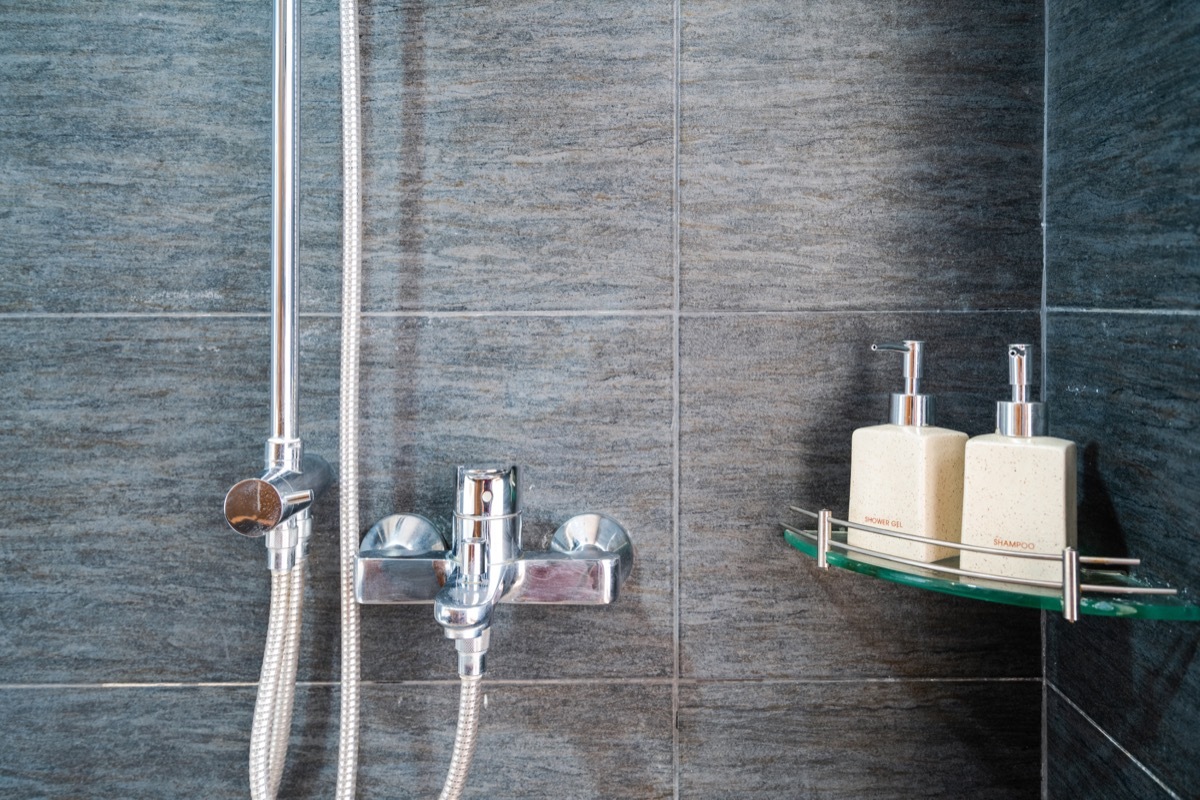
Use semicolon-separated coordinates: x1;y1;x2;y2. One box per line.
551;513;633;584
362;514;448;554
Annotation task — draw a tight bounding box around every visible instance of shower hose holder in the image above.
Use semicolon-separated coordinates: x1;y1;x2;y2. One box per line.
355;465;634;676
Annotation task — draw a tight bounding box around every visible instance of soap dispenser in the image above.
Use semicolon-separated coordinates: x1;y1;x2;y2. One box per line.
959;344;1077;583
847;341;968;563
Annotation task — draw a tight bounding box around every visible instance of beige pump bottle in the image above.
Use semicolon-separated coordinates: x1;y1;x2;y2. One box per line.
848;341;968;563
959;344;1077;583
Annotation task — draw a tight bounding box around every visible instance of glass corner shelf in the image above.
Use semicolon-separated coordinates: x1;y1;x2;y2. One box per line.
782;506;1199;622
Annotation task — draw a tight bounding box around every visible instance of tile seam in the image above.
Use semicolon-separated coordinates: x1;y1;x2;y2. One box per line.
1045;307;1200;316
0;676;1042;691
671;0;683;798
1041;1;1051;793
0;308;1051;321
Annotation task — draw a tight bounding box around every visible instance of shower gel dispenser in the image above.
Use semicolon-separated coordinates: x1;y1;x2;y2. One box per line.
847;341;968;563
959;344;1077;583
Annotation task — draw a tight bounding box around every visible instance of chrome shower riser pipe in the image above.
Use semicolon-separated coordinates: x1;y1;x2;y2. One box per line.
270;0;301;471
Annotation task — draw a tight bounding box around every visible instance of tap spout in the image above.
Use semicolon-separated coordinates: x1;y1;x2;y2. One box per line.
434;563;516;638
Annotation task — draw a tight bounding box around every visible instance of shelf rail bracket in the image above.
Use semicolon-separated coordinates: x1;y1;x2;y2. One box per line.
1062;547;1081;623
817;509;832;569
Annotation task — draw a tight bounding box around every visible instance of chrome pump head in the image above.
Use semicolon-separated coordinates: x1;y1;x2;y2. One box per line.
872;340;935;426
996;343;1047;437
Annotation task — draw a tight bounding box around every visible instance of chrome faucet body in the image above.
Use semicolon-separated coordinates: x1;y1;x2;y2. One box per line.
356;465;634;675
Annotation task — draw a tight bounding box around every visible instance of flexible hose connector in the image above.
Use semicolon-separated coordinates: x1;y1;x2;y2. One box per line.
336;0;364;797
269;565;305;796
335;4;486;799
437;676;485;800
248;568;300;800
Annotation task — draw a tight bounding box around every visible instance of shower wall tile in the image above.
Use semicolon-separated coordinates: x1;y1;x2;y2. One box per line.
678;311;1042;680
0;682;673;800
0;313;673;683
0;317;278;683
354;0;674;312
1045;689;1176;800
1043;313;1200;580
0;1;342;314
1043;312;1200;799
679;0;1043;313
0;687;254;799
678;681;1041;799
360;682;673;800
1045;0;1200;310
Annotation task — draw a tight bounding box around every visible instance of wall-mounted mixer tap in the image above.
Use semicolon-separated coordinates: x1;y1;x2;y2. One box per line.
356;465;634;676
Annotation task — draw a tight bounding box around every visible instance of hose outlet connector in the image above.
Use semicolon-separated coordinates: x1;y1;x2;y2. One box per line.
224;453;334;536
455;629;490;678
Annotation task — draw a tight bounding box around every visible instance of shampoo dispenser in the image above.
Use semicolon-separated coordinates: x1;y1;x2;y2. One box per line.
847;341;968;563
959;344;1077;583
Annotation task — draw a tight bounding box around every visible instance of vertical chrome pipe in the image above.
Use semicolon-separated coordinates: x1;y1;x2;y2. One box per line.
269;0;301;471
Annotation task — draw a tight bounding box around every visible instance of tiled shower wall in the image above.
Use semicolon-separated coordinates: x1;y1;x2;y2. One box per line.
1043;1;1200;798
2;2;1045;798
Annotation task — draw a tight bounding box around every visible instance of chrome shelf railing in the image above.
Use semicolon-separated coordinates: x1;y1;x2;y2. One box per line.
782;506;1198;622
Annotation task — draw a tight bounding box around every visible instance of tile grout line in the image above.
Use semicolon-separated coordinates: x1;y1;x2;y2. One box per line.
1040;3;1050;794
1040;0;1050;408
1046;682;1183;800
0;676;1043;691
0;308;1067;321
1045;307;1200;316
671;0;683;797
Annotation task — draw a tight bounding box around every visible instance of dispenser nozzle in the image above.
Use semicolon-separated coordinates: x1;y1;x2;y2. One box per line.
997;343;1046;437
1008;344;1033;403
872;340;934;426
872;340;924;396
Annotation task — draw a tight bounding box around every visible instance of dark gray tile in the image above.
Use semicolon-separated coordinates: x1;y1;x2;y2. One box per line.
321;314;676;681
679;681;1041;799
1044;312;1200;798
0;314;673;683
679;312;1043;679
0;317;280;682
680;0;1043;312
1045;313;1200;587
1045;0;1200;309
354;1;674;311
0;682;672;799
0;2;342;314
1045;688;1176;800
361;682;673;800
0;686;255;799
